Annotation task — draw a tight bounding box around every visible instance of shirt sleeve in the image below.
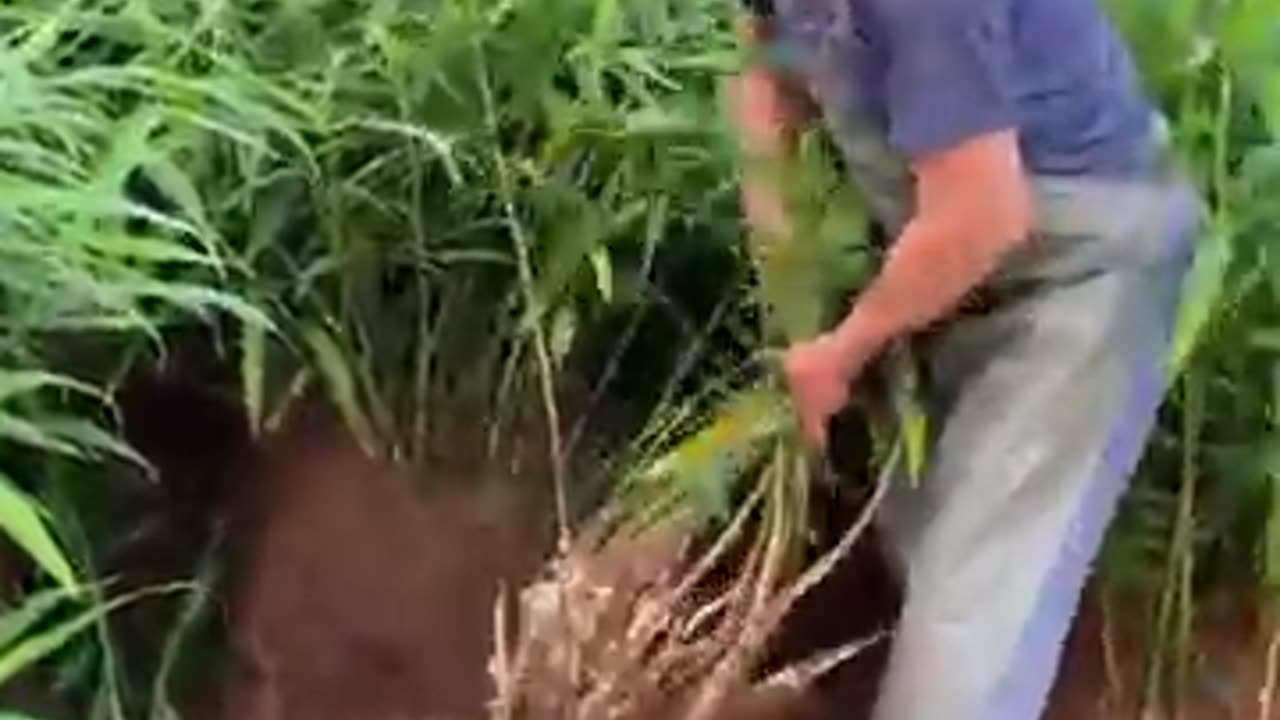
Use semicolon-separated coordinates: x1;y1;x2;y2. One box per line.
872;0;1018;158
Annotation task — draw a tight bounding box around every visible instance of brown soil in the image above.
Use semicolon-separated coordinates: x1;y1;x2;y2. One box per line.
202;425;1277;720
1047;585;1278;720
211;424;555;720
76;367;1273;720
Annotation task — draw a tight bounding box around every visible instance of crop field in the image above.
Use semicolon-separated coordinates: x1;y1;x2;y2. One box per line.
0;0;1277;718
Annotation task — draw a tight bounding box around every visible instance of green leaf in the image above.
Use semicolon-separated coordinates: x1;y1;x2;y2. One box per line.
589;0;621;50
244;183;298;264
133;283;274;330
0;371;101;405
265;368;312;434
0;472;77;593
0;585;184;688
79;234;220;268
0;413;83;458
900;402;929;483
142;158;216;239
1264;72;1280;140
549;305;577;364
1263;441;1280;590
0;587;75;652
1252;329;1280;352
91;107;164;194
241;320;267;437
1170;223;1233;377
346;118;461;185
588;246;613;302
33;419;151;473
301;324;378;456
623;107;699;135
633;388;788;520
884;344;928;482
535;207;608;313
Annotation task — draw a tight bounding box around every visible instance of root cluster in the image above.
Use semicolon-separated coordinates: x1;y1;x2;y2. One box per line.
488;443;896;720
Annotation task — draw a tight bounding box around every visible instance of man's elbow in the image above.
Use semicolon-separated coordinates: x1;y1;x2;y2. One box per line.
928;192;1032;263
969;174;1035;256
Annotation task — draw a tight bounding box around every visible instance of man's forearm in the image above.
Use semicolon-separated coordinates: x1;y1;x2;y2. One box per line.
731;63;794;244
829;216;1008;365
828;130;1034;371
731;14;813;247
740;152;791;241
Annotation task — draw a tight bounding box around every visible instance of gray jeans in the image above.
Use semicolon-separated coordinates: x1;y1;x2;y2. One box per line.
866;172;1198;720
811;104;1200;720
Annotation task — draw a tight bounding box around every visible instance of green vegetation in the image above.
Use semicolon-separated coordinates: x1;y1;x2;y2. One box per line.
0;0;1276;717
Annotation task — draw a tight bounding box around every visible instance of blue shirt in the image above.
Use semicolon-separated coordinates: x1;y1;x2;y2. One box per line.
769;0;1158;177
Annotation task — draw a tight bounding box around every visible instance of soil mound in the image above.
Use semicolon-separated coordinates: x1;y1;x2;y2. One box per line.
207;422;900;720
102;401;1248;720
206;434;1271;720
216;428;554;720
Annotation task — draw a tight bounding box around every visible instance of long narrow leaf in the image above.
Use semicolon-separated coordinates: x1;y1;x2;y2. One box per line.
0;413;83;458
0;472;77;593
35;419;151;474
0;583;190;687
0;371;101;405
1170;224;1234;377
301;324;378;455
0;586;74;651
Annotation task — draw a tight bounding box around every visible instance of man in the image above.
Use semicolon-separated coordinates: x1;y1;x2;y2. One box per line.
728;0;1201;718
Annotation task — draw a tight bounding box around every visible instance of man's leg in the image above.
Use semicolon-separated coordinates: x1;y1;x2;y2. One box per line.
871;235;1190;719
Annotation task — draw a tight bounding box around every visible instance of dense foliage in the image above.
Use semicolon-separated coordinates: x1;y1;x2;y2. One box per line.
0;0;1276;716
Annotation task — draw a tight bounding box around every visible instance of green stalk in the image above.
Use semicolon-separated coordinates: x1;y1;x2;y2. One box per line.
148;538;220;720
1143;54;1233;717
401;85;434;464
44;468;126;720
1143;373;1204;717
1173;372;1204;718
473;41;571;546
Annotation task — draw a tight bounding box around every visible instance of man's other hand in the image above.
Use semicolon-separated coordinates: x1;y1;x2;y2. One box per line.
727;67;796;244
727;68;789;155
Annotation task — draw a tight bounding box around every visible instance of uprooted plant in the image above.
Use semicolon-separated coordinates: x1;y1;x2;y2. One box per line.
489;383;901;720
485;116;913;718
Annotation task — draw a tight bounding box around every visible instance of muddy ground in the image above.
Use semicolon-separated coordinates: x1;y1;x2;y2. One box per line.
201;427;1273;720
4;367;1271;720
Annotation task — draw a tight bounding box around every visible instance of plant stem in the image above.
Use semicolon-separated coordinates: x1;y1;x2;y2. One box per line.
1260;600;1280;720
473;42;571;547
564;197;664;460
1101;581;1125;711
402;86;434;464
1144;373;1204;717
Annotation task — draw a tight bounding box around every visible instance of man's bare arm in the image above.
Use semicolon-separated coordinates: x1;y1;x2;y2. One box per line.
828;130;1035;370
783;129;1034;443
727;17;813;243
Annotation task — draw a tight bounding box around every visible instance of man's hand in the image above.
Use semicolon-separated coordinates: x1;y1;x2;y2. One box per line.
783;332;874;447
727;16;798;154
727;67;789;155
784;130;1034;449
